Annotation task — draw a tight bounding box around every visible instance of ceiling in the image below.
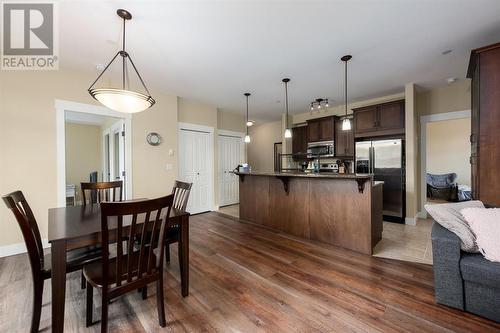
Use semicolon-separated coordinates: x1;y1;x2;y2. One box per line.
59;1;500;121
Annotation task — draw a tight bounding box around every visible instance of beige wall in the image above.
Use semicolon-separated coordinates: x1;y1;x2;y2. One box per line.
247;121;282;172
405;83;419;221
0;70;178;247
178;97;218;128
217;109;246;133
417;80;471;116
427;118;471;186
65;123;102;202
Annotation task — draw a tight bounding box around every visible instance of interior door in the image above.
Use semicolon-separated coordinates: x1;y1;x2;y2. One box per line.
111;121;126;196
218;135;242;206
179;128;212;214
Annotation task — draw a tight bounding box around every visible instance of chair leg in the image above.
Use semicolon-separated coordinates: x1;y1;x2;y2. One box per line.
165;244;170;265
86;282;93;327
156;273;166;327
178;241;183;276
30;280;43;333
101;292;108;333
81;270;86;289
142;285;147;300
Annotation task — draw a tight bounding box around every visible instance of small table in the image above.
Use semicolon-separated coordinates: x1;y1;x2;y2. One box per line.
48;204;190;333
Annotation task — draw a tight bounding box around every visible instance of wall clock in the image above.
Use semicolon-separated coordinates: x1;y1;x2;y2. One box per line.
146;132;162;146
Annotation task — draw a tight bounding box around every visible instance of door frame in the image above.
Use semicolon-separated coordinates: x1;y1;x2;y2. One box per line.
419;110;471;217
177;122;215;212
55;99;133;207
217;130;245;207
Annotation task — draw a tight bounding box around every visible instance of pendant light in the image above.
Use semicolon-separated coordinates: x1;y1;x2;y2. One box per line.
341;55;352;130
282;78;292;138
88;9;155;113
244;93;251;143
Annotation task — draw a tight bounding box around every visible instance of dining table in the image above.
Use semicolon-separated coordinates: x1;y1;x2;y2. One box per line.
48;203;190;333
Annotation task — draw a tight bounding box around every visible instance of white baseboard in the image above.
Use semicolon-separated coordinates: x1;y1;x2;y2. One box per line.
405;217;417;226
0;239;50;258
416;211;427;219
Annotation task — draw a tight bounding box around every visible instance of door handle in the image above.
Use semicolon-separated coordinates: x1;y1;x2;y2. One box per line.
197;172;200;175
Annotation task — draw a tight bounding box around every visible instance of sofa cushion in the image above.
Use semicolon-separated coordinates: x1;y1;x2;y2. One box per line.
425;201;484;252
460;253;500;289
426;173;457;188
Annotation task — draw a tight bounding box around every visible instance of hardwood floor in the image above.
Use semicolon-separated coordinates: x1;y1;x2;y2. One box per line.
1;212;499;332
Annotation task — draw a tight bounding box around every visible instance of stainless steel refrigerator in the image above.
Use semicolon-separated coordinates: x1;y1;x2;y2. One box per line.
355;139;405;223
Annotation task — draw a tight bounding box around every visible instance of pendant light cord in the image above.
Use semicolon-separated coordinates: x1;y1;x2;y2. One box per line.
122;17;126;90
246;94;249;135
285;81;289;128
344;59;348;117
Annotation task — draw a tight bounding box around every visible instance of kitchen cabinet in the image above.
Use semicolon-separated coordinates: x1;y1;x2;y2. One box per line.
334;116;354;157
292;126;308;156
307;116;334;142
467;42;500;205
353;100;405;138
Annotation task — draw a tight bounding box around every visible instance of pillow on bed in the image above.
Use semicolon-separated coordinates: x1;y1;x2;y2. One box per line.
425;200;484;252
461;208;500;263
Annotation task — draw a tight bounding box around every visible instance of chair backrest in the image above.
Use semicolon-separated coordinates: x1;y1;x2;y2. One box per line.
2;191;44;275
81;181;123;205
171;180;193;211
100;195;174;292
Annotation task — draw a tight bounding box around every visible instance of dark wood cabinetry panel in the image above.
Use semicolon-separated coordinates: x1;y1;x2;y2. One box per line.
307;116;334;142
468;42;500;205
334;117;354;157
353;100;405;138
319;116;334;141
307;119;320;142
292;126;308;155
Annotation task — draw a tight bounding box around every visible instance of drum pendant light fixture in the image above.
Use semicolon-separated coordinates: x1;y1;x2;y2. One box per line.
341;55;352;130
244;93;251;143
282;78;292;138
88;9;155;113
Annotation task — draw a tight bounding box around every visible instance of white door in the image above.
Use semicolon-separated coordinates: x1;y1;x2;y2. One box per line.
179;127;213;214
103;120;126;197
218;135;243;206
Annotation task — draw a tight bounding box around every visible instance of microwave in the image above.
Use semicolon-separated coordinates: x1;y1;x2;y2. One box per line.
307;141;334;157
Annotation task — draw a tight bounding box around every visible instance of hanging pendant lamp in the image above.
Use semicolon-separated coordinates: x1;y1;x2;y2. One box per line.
244;93;251;143
282;78;292;138
88;9;155;113
341;55;352;130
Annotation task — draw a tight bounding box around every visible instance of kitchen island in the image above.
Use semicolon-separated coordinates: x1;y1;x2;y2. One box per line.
235;171;383;255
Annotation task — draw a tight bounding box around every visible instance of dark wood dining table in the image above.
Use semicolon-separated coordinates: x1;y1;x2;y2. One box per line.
48;203;190;333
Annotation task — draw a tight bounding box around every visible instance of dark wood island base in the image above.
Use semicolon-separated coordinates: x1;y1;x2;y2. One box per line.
236;172;383;255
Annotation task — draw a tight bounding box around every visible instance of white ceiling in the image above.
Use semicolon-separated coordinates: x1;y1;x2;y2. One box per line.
59;1;500;121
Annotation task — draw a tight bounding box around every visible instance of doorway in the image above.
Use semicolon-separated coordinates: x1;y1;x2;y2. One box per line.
178;123;214;214
218;131;244;207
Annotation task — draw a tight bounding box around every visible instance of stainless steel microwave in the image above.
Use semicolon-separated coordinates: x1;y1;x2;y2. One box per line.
307;141;334;157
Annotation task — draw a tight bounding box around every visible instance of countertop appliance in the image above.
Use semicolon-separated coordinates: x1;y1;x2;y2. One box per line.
319;163;339;173
355;138;405;223
307;141;334;157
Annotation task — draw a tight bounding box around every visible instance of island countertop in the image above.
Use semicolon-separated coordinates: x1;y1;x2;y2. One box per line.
236;170;383;255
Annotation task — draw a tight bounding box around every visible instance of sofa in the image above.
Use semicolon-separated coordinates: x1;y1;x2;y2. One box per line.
426;173;458;201
432;222;500;322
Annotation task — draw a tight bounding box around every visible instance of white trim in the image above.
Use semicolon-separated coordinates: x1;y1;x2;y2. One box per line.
55;99;133;207
0;239;50;258
177;122;215;214
420;110;471;215
217;129;245;138
405;217;417;226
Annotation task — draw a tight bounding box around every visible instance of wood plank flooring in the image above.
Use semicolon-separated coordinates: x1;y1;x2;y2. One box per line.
1;211;499;332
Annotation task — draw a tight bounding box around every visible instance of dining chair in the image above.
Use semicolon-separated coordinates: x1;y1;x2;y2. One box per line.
165;180;192;265
81;181;123;205
2;191;102;333
83;194;174;332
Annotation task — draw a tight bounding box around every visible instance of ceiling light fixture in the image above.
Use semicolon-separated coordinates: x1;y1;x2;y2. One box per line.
310;98;329;111
246;120;254;127
341;55;352;131
88;9;155;113
244;93;251;143
282;78;292;139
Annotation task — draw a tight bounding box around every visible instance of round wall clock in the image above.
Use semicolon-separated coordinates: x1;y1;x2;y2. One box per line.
146;132;162;146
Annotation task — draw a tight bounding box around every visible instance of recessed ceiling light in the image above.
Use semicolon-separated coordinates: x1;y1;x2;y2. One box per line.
447;77;458;84
441;49;453;55
95;64;105;71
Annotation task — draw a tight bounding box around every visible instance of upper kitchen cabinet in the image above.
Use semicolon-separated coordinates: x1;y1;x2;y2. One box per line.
353;100;405;138
307;116;334;142
334;116;354;157
292;125;308;155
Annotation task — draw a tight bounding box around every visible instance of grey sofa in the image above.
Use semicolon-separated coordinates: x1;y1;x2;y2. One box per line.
432;222;500;322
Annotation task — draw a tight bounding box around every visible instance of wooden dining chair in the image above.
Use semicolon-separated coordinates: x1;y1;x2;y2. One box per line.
2;191;102;333
165;180;192;265
81;181;123;205
83;194;174;332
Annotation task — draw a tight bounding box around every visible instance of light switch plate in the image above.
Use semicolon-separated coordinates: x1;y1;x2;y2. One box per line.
166;164;173;171
168;149;174;156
